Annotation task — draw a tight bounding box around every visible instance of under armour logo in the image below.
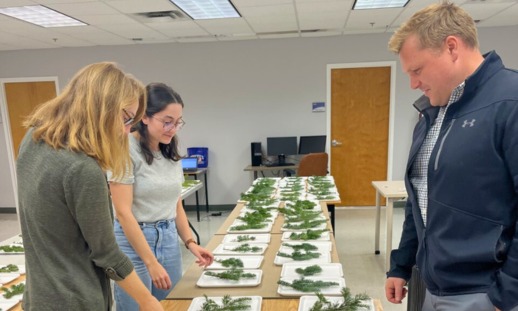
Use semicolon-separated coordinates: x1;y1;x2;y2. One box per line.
462;119;476;128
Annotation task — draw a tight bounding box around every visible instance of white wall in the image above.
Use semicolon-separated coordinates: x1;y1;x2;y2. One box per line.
1;25;517;207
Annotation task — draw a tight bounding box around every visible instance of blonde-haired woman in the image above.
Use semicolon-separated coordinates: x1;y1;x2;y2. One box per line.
16;62;163;311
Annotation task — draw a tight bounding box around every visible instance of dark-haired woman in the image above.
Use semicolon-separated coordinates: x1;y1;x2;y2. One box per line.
109;83;213;310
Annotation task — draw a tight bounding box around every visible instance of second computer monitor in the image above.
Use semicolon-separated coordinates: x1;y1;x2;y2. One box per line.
298;135;326;154
266;136;297;166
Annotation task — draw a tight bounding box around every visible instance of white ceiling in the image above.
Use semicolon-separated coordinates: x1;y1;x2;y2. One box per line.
0;0;517;51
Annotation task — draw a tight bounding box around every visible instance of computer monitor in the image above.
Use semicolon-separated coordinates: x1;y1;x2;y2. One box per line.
266;136;297;166
298;135;326;154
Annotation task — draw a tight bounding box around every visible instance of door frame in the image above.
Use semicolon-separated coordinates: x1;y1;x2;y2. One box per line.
326;61;397;181
0;77;59;216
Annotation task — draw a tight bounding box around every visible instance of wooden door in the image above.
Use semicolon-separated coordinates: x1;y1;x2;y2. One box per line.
330;66;390;206
4;81;57;158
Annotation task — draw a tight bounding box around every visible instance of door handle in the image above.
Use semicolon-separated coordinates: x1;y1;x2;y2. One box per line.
331;139;343;147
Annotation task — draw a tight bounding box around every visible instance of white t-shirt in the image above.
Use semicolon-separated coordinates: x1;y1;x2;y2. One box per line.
109;135;184;222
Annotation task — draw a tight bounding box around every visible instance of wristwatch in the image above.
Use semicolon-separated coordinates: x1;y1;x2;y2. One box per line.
185;238;197;249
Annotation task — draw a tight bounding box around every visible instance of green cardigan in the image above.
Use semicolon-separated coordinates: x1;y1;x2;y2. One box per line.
16;130;134;310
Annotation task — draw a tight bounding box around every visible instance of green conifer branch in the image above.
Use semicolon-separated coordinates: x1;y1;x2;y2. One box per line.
201;294;253;311
309;288;370;311
295;265;323;276
277;278;339;292
205;268;256;281
215;258;244;268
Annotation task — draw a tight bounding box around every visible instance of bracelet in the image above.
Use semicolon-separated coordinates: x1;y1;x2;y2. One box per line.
185;238;197;249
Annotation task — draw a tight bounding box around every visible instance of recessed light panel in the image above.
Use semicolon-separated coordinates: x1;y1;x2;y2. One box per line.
353;0;409;10
0;5;86;27
170;0;240;19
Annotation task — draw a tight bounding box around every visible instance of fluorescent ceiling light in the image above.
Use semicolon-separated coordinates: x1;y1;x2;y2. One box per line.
353;0;409;10
170;0;240;19
0;5;86;27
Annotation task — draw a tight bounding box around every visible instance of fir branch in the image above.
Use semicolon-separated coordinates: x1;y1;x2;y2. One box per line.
285;212;323;222
237;211;272;223
229;222;267;231
0;245;24;253
295;265;323;276
234;235;256;242
0;264;19;273
309;288;370;311
215;258;244;268
225;243;262;253
284;219;327;230
204;268;256;281
277;250;320;261
289;229;328;241
282;243;318;251
2;283;25;299
277;278;339;292
201;294;252;311
285;200;317;210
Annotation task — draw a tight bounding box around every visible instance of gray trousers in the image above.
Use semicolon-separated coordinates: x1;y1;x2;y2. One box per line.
422;289;518;311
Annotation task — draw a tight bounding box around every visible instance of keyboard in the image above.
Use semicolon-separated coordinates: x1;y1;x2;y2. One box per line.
265;162;295;167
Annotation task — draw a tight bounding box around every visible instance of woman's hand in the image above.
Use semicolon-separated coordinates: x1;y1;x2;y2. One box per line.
188;244;214;267
147;261;172;290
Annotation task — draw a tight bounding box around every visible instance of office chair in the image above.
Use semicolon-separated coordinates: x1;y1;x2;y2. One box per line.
297;152;328;176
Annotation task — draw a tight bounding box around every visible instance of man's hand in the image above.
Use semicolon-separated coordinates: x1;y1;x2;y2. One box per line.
385;277;408;304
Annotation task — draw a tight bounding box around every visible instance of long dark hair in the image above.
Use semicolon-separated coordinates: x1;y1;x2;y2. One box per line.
134;82;184;165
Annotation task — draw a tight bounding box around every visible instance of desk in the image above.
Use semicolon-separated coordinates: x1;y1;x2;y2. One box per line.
184;168;209;218
161;298;384;310
182;180;205;222
181;181;203;244
167;202;337;300
371;181;407;270
244;164;298;179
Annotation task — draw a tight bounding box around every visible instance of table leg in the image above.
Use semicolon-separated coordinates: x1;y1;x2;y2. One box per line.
188;220;200;245
328;204;335;234
375;190;381;254
253;171;258;179
203;171;209;213
193;175;200;222
385;198;394;271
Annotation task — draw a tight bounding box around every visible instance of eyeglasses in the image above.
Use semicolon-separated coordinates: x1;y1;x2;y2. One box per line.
122;109;135;126
151;116;185;131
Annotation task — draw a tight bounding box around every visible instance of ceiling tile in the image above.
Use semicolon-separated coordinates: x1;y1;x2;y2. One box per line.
104;0;179;14
297;1;352;30
233;0;292;8
45;1;120;15
239;4;297;33
195;17;253;35
461;2;516;21
145;20;209;37
346;8;402;30
478;2;518;26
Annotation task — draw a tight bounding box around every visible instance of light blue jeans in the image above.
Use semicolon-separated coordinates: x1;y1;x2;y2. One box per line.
114;219;182;310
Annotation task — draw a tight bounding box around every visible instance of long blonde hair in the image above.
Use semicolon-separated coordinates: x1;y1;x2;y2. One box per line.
24;62;146;179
